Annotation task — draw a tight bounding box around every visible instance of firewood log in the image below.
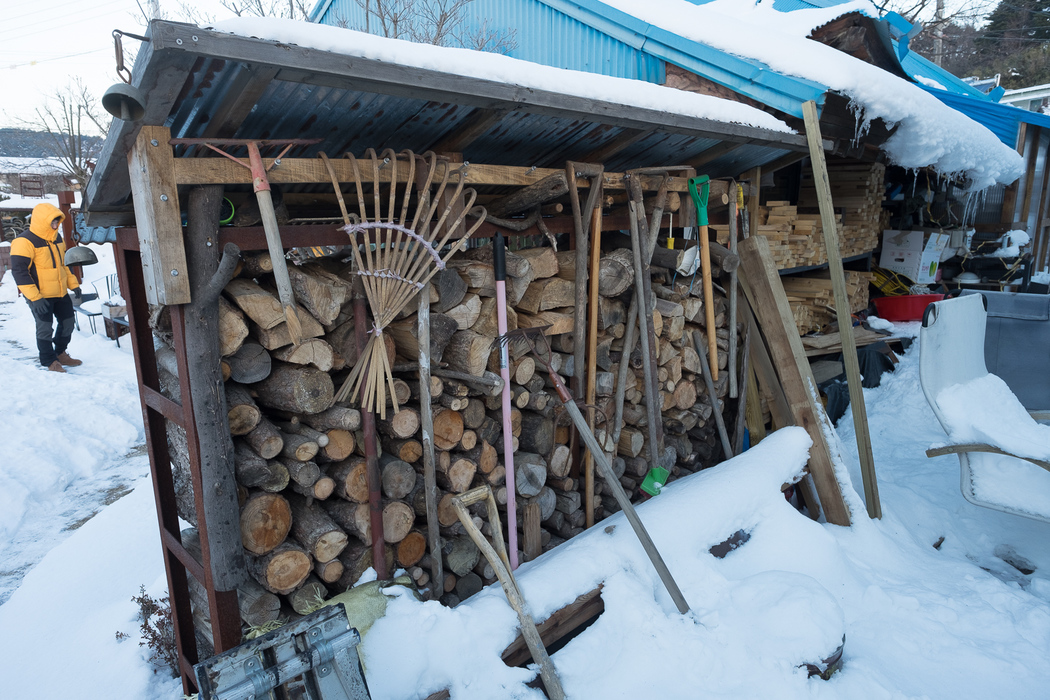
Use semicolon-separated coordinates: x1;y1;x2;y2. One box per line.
319;429;356;462
301;406;362;433
271;338;335;372
471;296;517;338
387;438;423;464
278;457;321;489
397;530;428;568
377;407;420;440
225;278;285;329
548;444;572;478
386;313;458;363
240;491;292;555
446;292;482;329
437;455;476;493
518;412;554;455
517;277;575;314
330;457;369;503
234;441;290;491
251;363;334;415
287;493;349;563
433;267;468;313
516;247;559;278
218;296;249;357
227;342;272;384
225;383;262;436
432;407;465;450
380;456;417;499
288;575;329;615
239;251;273;277
183;528;281;627
292;475;336;501
314;558;344;585
444;535;480;577
247;541;312;595
321;500;372;544
382;501;415;543
244;418;284;459
279;431;319;462
335;542;394;591
459;429;478;451
286;264;351;326
514;452;547;498
443;330;494;376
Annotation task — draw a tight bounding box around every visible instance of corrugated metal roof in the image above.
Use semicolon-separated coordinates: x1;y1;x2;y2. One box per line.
83;21;809;225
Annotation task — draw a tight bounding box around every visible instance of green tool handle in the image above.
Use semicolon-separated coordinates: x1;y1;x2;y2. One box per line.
688;175;710;227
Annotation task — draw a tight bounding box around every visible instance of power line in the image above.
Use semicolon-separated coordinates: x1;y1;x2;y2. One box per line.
3;48;108;70
6;0;132;38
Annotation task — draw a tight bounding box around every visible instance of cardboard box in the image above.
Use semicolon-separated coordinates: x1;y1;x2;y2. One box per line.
879;230;951;284
102;302;126;319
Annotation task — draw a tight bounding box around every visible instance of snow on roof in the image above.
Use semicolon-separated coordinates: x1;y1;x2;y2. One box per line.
213;18;794;136
598;0;1023;190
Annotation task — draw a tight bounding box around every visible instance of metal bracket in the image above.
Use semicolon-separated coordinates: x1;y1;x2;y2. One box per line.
194;603;370;700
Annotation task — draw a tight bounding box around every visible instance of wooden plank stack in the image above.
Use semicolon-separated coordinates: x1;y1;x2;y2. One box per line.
781;271;874;335
713;162;885;271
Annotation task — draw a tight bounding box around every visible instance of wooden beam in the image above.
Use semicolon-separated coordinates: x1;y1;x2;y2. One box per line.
199;64;280;138
577;127;649;164
802;100;880;520
127;125;191;305
759;151;807;175
686;140;744;169
428;107;508;154
170;156;742;197
738;236;851;526
501;587;605;667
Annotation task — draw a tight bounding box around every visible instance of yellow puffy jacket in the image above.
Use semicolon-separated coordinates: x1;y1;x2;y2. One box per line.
10;203;80;302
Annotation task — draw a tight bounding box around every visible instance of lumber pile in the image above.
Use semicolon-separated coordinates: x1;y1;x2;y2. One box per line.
781;271;873;335
714;162;885;271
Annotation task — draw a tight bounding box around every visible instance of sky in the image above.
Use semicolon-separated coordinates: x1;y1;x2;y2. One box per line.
0;0;277;132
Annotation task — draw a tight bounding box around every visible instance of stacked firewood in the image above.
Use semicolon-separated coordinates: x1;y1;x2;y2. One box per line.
162;224;739;621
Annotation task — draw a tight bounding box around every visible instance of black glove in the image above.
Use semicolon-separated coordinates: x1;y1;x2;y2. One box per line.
27;298;49;316
73;287;82;300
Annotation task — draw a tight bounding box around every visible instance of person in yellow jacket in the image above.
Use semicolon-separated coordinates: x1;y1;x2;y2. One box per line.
10;202;84;372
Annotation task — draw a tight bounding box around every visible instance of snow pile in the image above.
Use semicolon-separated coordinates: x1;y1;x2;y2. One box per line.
987;229;1030;258
0;244;147;604
865;315;895;332
1;297;1049;698
212;19;792;135
599;0;1023;190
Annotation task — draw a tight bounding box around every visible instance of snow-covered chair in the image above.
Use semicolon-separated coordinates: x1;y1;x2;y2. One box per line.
919;293;1050;523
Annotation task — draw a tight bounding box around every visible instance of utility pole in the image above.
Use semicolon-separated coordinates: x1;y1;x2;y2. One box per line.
933;0;945;66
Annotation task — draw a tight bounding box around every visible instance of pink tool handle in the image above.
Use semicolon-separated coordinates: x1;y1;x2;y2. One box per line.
496;279;519;570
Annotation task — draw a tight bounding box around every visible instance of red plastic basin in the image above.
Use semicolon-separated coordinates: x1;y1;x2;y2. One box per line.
872;294;945;322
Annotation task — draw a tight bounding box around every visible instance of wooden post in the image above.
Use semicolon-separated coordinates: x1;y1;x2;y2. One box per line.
727;181;739;399
417;282;443;595
127;125;191;305
584;205;602;527
183;186;247;649
738;236;851;526
355;288;388;577
802;100;881;520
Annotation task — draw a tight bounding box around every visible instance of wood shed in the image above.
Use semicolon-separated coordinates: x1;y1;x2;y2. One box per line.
83;18;938;696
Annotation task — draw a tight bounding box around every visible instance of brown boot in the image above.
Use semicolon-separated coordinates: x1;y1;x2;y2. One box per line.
48;361;67;373
57;352;82;367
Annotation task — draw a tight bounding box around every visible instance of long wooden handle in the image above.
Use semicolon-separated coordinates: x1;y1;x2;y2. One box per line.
700;224;717;381
452;487;566;700
256;190;303;346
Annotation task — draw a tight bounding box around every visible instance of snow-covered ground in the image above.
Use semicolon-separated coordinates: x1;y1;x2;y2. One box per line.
0;260;1047;698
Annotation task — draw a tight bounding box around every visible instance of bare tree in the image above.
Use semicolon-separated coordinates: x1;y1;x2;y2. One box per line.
347;0;517;51
20;79;106;188
219;0;312;20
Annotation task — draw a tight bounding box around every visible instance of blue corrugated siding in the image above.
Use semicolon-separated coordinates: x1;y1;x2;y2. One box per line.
312;0;664;83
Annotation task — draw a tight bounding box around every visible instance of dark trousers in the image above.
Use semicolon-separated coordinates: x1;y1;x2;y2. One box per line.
29;295;75;366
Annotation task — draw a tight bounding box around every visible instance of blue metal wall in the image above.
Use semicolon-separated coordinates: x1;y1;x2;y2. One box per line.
310;0;664;83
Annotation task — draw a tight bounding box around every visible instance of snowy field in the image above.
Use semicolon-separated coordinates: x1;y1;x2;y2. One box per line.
0;256;1047;698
